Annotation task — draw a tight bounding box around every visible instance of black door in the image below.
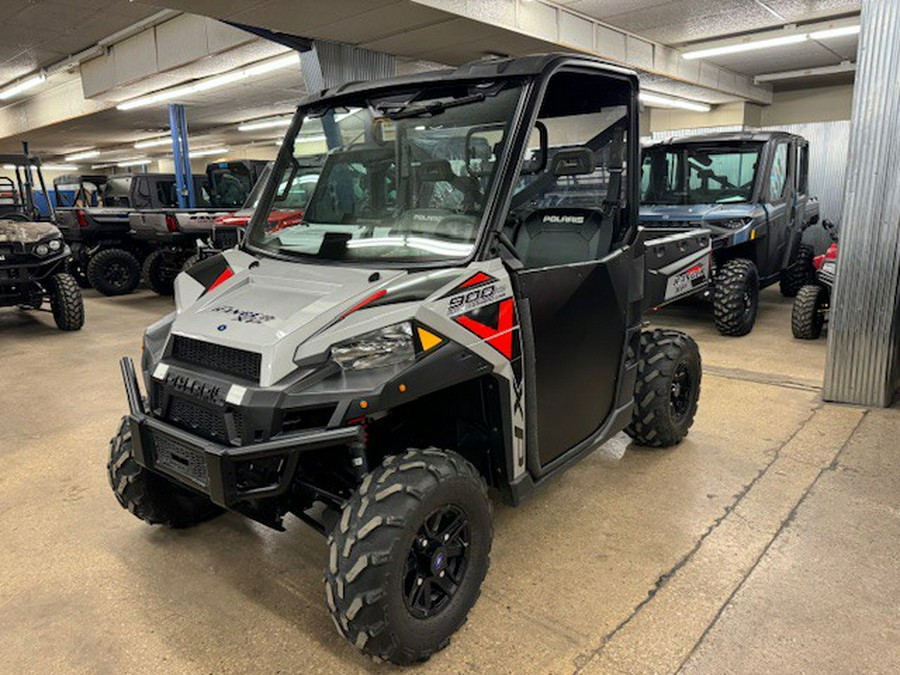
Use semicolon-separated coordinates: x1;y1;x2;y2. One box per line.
515;248;628;466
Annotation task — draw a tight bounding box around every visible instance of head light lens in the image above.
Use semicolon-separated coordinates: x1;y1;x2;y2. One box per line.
34;243;49;256
48;239;62;251
330;322;414;370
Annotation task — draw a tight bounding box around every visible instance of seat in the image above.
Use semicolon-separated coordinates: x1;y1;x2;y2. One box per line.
512;208;613;269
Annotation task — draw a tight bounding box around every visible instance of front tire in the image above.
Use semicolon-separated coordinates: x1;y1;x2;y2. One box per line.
87;248;141;296
626;329;701;448
325;449;492;665
791;284;829;339
779;243;815;297
713;258;759;336
48;273;84;330
142;249;178;295
107;417;223;528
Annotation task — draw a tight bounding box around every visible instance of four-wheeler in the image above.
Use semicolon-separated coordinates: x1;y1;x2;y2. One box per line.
792;220;838;340
105;54;710;665
0;150;84;331
54;173;207;295
130;161;272;295
640;131;820;336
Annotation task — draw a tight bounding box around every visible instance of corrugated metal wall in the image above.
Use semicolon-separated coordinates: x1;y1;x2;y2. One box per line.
823;0;900;407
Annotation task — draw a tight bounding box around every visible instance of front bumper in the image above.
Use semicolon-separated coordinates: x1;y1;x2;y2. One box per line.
121;357;362;508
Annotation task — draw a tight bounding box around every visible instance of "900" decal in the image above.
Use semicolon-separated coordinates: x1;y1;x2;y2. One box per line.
447;283;507;316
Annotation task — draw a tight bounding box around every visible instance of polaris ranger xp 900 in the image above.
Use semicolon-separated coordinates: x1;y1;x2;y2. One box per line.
107;55;709;664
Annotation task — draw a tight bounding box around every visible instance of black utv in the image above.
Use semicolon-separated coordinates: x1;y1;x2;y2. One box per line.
0;152;83;330
641;132;820;336
106;54;710;664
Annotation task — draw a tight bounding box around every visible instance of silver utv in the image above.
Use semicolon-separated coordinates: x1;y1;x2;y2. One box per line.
107;54;709;665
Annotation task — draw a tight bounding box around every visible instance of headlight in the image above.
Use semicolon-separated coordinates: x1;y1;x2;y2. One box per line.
34;243;49;256
330;322;414;370
48;239;62;251
717;218;752;230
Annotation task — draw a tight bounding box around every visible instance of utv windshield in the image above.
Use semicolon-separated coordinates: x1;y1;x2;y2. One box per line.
641;142;762;205
246;80;524;264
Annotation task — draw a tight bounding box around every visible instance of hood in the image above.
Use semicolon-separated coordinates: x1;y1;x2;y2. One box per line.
639;203;760;223
0;219;61;243
170;250;415;386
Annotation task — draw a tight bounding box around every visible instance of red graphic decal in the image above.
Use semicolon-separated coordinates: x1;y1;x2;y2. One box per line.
456;298;515;359
460;271;494;288
207;267;234;292
340;289;388;319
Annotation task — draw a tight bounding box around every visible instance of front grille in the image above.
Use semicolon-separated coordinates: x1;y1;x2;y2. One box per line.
171;335;261;382
167;396;227;443
153;433;209;488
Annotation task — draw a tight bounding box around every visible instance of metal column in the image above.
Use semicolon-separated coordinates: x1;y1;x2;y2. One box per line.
823;0;900;406
168;104;196;209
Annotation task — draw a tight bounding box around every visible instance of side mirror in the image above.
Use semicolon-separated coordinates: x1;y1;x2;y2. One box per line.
551;147;595;176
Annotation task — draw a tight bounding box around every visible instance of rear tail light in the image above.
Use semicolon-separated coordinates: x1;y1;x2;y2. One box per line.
76;209;88;228
165;214;178;232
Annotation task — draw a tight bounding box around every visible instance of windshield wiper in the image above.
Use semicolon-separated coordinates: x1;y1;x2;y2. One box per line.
385;92;486;120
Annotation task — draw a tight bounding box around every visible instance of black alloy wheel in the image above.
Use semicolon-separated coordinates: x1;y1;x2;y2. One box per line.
404;504;471;619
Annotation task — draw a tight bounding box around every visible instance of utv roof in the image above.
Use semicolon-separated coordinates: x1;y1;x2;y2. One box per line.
0;153;42;166
651;131;805;146
53;173;108;186
301;53;637;106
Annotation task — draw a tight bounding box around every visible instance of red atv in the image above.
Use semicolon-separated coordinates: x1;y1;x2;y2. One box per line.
792;221;838;339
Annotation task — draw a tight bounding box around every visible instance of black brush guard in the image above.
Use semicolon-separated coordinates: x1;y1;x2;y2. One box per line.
120;357;362;508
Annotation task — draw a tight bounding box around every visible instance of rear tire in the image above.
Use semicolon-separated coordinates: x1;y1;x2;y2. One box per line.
142;249;177;295
107;417;223;528
87;248;141;296
626;329;701;448
791;284;828;339
713;258;759;337
325;449;492;665
779;243;815;297
48;273;84;330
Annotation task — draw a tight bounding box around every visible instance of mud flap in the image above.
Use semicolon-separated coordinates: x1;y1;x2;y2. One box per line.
639;227;712;312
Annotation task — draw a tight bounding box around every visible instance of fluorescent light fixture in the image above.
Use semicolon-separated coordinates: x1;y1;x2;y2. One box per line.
238;117;292;132
639;92;712;112
117;158;150;167
0;73;46;100
134;137;171;149
64;150;100;161
295;134;327;144
683;33;808;60
187;147;229;158
755;61;856;83
117;52;300;111
41;164;79;171
683;23;859;60
809;25;861;40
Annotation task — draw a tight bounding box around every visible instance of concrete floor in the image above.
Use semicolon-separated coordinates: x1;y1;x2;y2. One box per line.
1;286;897;674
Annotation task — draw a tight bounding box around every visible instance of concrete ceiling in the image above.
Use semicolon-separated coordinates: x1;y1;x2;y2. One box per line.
0;0;162;83
558;0;861;44
558;0;860;80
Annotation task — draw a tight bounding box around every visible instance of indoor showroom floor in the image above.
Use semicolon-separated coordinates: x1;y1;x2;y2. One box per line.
1;288;898;674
